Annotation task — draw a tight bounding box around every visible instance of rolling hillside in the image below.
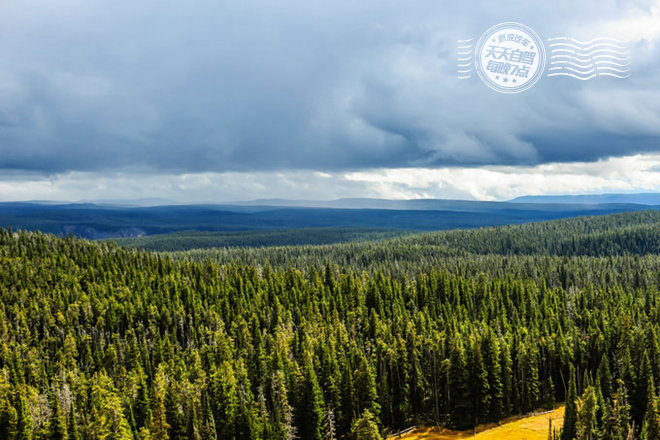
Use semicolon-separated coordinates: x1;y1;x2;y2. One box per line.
0;199;657;239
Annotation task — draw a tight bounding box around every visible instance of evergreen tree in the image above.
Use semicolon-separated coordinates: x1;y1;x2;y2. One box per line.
271;370;296;440
199;393;217;440
135;374;153;430
186;403;201;440
234;360;262;440
482;331;503;421
635;353;654;429
644;374;660;440
350;409;382;440
598;355;613;400
164;385;184;440
449;340;471;429
211;362;238;439
353;354;380;418
601;392;626;440
15;393;32;440
472;342;490;426
68;402;81;440
575;386;598;440
297;361;326;440
500;340;514;415
50;395;68;440
561;366;578;440
0;398;18;440
150;394;170;440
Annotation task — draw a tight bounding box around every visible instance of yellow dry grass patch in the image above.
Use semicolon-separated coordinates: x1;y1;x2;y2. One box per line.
390;406;564;440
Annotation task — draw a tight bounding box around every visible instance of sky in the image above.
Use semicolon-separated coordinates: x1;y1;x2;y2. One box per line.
0;0;659;202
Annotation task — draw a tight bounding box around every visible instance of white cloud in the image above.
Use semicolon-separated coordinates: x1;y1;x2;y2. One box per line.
345;154;660;200
0;154;657;203
592;0;660;43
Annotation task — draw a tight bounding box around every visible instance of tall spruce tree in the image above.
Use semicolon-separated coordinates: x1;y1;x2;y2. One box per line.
49;395;68;440
576;386;598;440
67;402;80;440
297;361;326;440
15;393;32;440
562;366;578;440
350;409;382;440
644;374;660;440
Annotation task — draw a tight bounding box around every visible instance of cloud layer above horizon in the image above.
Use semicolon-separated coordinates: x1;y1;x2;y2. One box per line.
0;0;659;200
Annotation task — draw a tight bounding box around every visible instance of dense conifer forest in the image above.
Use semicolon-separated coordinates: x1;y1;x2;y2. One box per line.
114;228;409;252
0;211;659;439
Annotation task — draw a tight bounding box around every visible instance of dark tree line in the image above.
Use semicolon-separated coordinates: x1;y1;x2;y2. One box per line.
0;211;658;439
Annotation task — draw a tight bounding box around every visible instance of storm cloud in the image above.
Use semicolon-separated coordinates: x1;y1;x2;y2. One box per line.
0;0;659;176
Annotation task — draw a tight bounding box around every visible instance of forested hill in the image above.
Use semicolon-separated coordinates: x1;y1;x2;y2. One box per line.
115;210;660;253
177;210;660;269
0;212;659;439
404;209;660;255
0;199;656;240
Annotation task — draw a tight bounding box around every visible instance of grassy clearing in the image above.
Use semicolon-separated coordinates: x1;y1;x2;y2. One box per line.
389;406;564;440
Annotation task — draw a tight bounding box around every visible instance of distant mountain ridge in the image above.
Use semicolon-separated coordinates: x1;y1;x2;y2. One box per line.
0;197;657;239
510;193;660;205
232;195;660;210
20;192;657;209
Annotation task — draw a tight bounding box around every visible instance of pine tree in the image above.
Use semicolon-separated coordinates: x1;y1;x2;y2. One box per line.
561;366;578;440
339;362;355;435
211;362;238;439
149;367;171;440
472;342;490;427
68;402;80;440
644;374;660;440
199;393;217;440
449;340;472;429
544;375;556;411
598;355;613;400
521;343;541;412
500;340;514;415
50;395;68;440
353;354;380;418
350;409;382;440
15;393;32;440
271;370;296;440
164;385;184;440
482;331;503;421
575;386;598;440
635;353;653;429
297;361;326;440
0;398;18;440
135;374;152;430
150;395;170;440
186;403;201;440
594;378;605;428
234;360;262;440
602;381;632;440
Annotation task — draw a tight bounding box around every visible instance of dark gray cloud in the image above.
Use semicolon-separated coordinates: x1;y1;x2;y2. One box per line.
0;0;658;175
